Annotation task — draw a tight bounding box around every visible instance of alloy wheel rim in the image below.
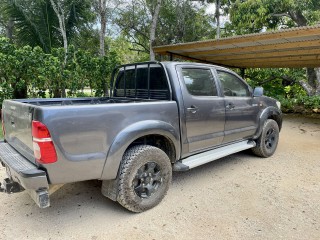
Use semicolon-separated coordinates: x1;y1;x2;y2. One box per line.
133;162;162;198
265;128;276;149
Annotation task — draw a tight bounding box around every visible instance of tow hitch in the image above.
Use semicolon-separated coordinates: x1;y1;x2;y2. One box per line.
0;178;24;193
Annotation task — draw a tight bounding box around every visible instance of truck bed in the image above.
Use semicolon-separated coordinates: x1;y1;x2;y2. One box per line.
2;97;180;184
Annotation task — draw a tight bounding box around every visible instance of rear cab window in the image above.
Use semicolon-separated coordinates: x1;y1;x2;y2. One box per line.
114;64;170;100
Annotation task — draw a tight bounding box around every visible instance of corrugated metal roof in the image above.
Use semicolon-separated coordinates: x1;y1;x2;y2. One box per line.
153;25;320;68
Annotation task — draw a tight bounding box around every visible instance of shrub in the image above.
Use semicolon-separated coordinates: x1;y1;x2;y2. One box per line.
0;38;119;108
278;95;320;113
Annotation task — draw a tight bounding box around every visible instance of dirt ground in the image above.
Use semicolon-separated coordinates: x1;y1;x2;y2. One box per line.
0;115;319;240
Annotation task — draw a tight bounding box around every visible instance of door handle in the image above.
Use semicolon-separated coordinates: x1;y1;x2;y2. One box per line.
187;105;198;113
226;102;235;110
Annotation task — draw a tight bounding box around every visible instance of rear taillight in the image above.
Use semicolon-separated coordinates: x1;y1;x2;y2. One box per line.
32;120;57;164
1;111;5;137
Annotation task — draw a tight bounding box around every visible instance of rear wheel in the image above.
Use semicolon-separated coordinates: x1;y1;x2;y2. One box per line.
117;145;172;212
252;119;279;158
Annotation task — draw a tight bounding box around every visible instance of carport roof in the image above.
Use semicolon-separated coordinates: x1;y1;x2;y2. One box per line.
153;25;320;68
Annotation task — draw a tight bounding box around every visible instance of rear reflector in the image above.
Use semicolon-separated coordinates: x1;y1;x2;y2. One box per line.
32;121;57;164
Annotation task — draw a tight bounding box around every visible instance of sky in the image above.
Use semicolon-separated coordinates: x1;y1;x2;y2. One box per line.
206;2;215;14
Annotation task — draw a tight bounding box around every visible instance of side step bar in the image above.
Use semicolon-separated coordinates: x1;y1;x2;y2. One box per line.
173;140;256;171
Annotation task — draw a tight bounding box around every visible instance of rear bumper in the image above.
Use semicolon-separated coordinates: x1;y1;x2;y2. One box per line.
0;141;50;208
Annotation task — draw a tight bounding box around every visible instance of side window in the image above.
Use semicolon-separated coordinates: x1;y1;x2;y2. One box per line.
181;68;218;96
217;71;250;97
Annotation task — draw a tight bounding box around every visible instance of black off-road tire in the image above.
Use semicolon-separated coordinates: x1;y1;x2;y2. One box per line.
252;119;279;158
117;145;172;213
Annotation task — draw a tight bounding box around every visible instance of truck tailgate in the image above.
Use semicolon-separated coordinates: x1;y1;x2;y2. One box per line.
2;100;35;164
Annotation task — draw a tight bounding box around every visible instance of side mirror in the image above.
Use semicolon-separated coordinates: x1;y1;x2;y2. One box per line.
253;87;264;97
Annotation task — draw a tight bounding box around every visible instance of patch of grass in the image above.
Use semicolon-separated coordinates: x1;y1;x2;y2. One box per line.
0;127;3;139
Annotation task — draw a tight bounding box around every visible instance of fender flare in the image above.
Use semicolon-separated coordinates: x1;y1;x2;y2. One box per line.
100;120;180;180
253;106;282;139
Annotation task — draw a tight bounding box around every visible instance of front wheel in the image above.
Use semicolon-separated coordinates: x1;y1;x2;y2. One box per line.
252;119;280;158
117;145;172;213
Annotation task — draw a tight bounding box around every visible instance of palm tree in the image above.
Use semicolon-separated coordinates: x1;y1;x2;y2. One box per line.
4;0;94;53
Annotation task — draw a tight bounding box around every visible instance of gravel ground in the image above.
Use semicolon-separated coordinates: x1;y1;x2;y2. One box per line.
0;115;319;240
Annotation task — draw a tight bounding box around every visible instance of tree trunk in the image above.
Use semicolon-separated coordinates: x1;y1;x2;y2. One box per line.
50;0;68;58
53;88;61;98
314;68;320;95
99;0;107;57
96;0;108;96
215;0;220;39
50;0;67;98
6;18;14;42
149;0;162;61
288;10;308;27
298;79;315;96
99;18;106;56
306;67;320;96
306;68;317;89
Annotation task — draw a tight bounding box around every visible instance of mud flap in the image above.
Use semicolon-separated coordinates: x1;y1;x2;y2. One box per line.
101;179;118;201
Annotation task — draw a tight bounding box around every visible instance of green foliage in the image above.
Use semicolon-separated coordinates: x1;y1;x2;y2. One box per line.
4;0;59;52
117;0;215;53
108;35;149;63
227;0;320;35
243;68;305;97
278;95;320;112
242;67;320;113
156;1;215;44
0;37;120;107
298;96;320;109
3;0;95;52
0;81;13;108
228;0;280;34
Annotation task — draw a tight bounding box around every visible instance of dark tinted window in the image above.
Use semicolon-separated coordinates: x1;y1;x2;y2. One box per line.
217;71;250;97
114;66;169;99
181;68;217;96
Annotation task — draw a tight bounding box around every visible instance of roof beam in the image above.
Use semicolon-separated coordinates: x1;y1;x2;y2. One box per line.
153;26;320;53
214;58;320;65
205;48;320;61
185;40;320;56
160;51;320;68
222;60;320;68
212;55;320;64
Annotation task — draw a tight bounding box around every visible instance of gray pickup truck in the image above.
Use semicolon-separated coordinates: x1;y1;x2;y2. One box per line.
0;61;282;212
